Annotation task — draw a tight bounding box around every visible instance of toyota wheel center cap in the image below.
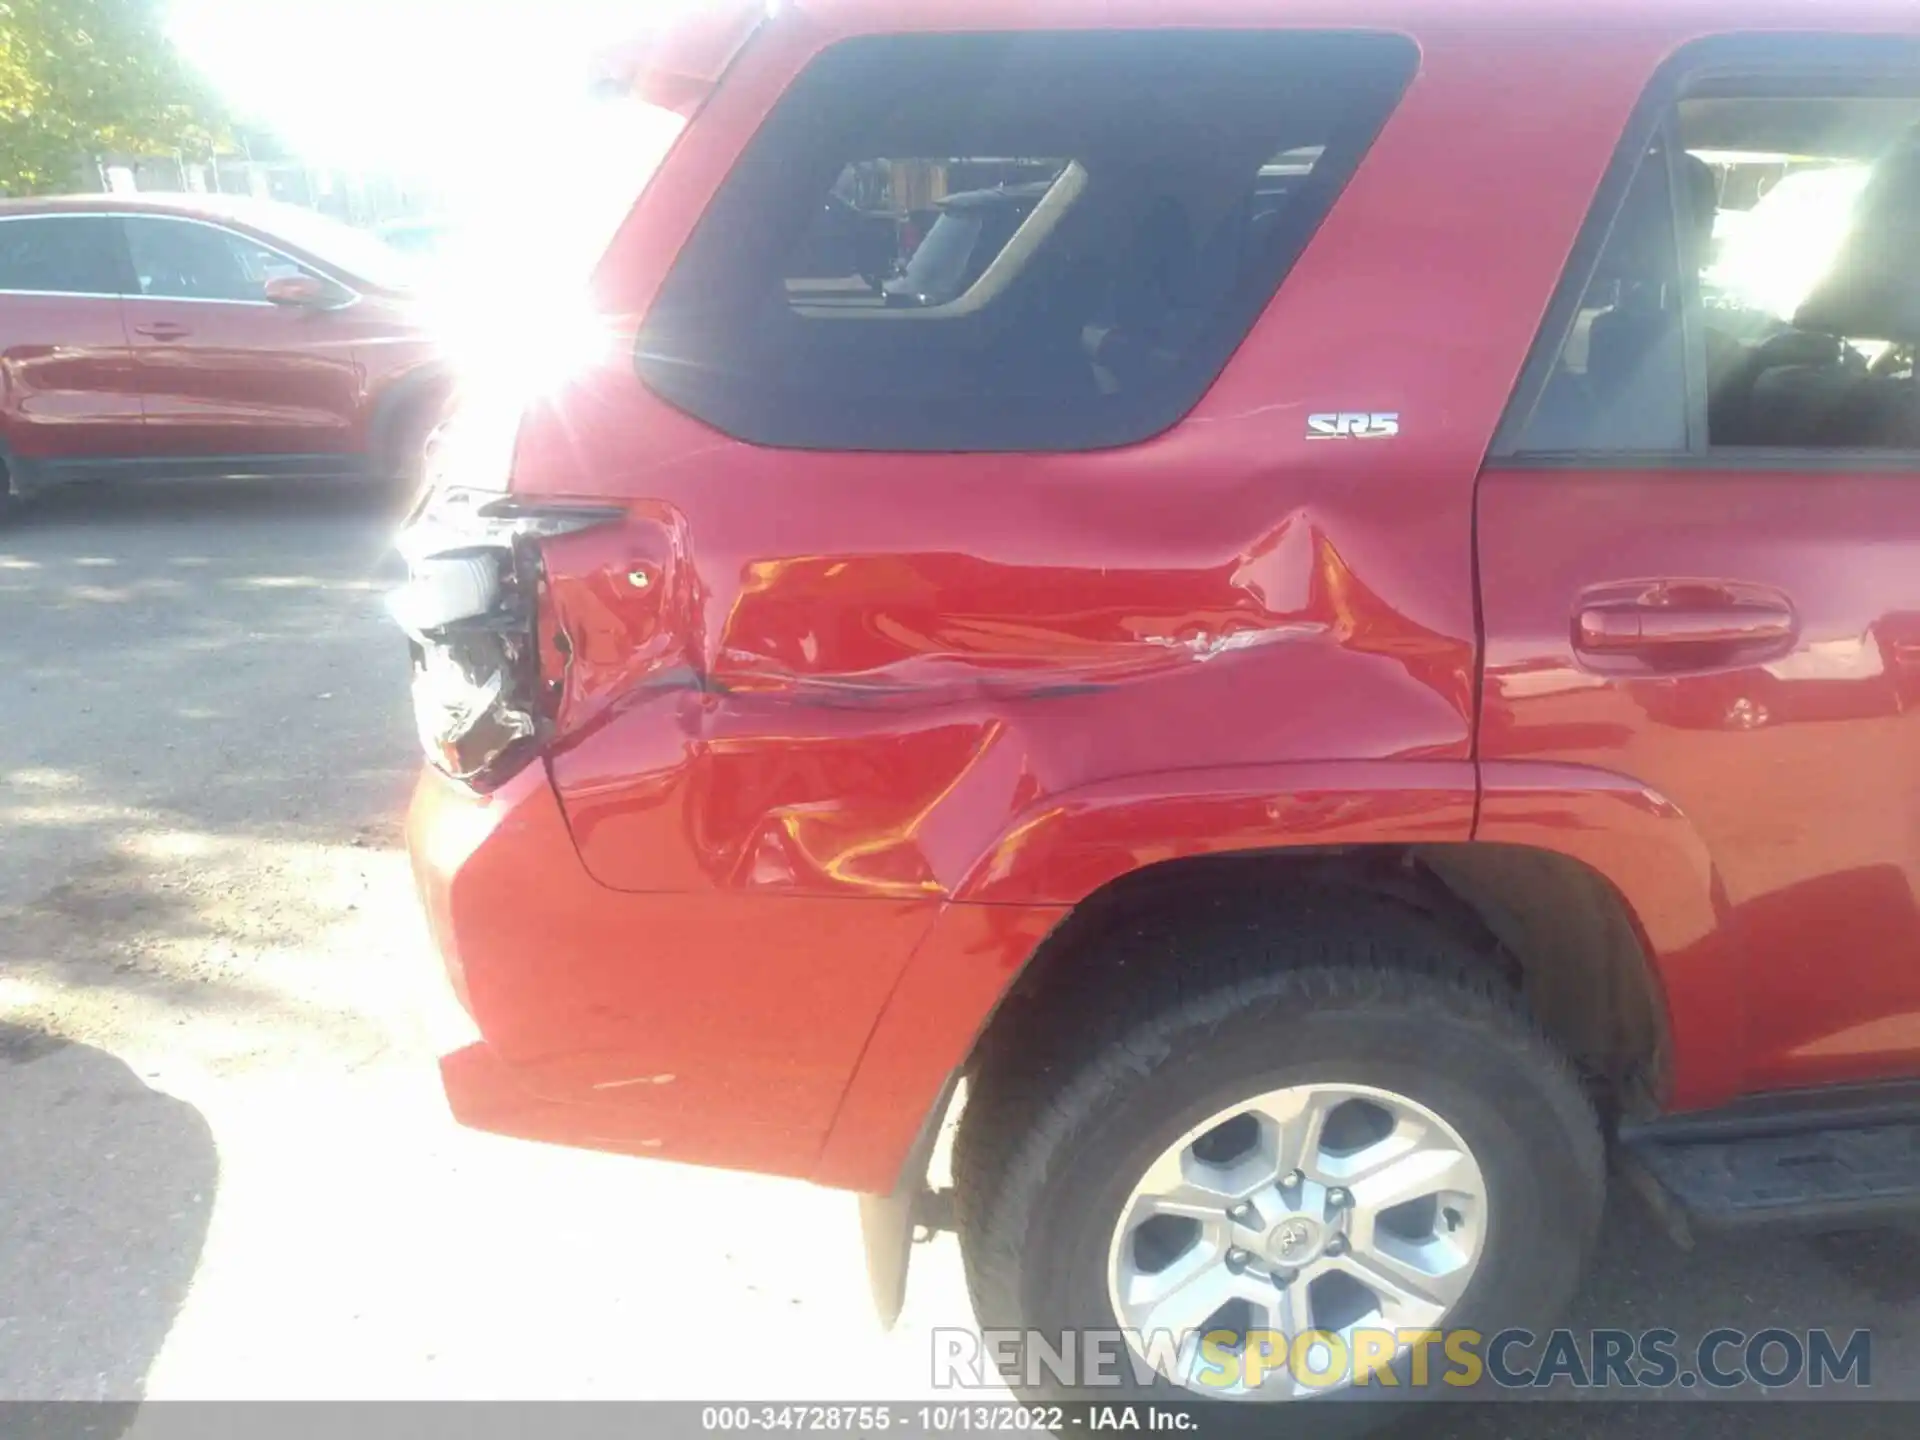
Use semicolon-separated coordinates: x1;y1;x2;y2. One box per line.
1268;1216;1326;1265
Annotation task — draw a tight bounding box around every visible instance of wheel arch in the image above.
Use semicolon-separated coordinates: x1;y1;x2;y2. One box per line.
968;841;1674;1128
817;762;1686;1197
818;760;1479;1194
828;777;1694;1331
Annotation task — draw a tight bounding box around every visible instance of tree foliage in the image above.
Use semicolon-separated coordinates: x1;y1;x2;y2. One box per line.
0;0;226;194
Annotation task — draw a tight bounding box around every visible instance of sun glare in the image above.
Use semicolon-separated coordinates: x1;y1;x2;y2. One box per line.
168;0;676;180
169;0;693;396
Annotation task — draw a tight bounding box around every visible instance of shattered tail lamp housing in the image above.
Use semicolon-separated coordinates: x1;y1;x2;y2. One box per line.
389;480;619;787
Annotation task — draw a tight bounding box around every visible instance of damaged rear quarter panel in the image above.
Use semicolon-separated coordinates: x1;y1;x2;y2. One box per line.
525;383;1480;904
504;378;1485;1175
464;9;1583;1181
512;9;1526;908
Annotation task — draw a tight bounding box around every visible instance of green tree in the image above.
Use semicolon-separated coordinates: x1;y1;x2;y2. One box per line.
0;0;226;194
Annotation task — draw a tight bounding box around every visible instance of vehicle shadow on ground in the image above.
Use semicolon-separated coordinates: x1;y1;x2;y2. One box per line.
0;1024;217;1424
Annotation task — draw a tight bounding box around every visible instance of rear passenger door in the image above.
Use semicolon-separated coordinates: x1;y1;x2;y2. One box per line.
0;214;145;463
1479;36;1920;1098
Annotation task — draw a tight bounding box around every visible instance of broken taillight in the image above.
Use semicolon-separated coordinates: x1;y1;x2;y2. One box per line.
389;422;618;787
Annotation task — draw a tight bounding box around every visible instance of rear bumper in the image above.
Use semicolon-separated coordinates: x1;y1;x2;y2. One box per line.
406;760;945;1180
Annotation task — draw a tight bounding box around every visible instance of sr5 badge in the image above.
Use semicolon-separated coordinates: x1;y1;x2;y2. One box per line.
1307;412;1401;440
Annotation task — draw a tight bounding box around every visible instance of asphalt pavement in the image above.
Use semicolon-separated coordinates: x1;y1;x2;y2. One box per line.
3;477;1918;1436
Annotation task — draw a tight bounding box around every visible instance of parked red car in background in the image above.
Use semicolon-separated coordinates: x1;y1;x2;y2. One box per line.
0;193;450;520
391;0;1920;1415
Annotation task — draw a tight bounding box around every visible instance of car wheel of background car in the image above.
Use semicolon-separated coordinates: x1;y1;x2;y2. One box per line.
386;401;443;491
374;376;457;495
952;919;1603;1419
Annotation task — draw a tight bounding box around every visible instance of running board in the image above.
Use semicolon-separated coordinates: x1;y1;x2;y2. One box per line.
1619;1081;1920;1239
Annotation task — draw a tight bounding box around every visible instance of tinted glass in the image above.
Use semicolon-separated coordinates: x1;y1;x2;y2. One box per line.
898;211;987;303
637;31;1418;452
0;216;127;296
198;199;409;290
1510;82;1920;458
1687;97;1920;449
125;217;309;303
1513;144;1690;455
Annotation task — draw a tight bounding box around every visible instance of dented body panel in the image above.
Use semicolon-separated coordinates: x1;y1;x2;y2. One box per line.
402;0;1920;1196
429;0;1527;1183
411;761;949;1175
539;494;1477;902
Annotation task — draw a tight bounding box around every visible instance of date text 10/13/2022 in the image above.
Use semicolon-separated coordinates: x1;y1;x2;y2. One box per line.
701;1407;1194;1433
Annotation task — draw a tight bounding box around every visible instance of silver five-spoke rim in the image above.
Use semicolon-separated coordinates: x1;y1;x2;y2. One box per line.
1106;1082;1488;1399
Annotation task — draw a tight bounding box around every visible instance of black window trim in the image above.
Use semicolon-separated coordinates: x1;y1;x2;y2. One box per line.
0;211;137;299
1488;32;1920;472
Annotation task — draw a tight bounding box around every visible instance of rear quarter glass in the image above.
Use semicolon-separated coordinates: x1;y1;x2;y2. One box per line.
631;29;1419;452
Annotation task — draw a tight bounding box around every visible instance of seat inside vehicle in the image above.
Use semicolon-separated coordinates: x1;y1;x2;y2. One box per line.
1521;98;1920;455
1702;109;1920;450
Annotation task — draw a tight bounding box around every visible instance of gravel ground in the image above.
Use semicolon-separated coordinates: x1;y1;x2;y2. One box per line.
3;478;1919;1435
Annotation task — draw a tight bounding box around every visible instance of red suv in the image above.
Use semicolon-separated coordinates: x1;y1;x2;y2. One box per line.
0;194;449;519
394;0;1920;1408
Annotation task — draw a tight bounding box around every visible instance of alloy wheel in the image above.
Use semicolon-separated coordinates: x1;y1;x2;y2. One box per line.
1105;1082;1488;1399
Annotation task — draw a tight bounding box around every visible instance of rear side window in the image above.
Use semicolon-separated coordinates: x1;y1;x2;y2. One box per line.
0;216;127;296
637;31;1418;452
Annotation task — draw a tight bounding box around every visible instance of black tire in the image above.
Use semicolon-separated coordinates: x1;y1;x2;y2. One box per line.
378;383;454;491
953;913;1604;1421
386;405;439;489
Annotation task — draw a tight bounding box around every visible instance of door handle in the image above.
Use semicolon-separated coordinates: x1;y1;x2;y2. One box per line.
134;322;190;340
1575;602;1795;653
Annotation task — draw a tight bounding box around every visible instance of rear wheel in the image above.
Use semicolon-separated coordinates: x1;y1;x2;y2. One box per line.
1105;1078;1491;1397
953;923;1604;1416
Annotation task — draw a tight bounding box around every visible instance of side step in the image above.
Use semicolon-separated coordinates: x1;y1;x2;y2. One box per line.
1620;1081;1920;1238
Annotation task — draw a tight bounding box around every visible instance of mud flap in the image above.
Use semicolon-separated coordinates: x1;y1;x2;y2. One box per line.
859;1072;959;1329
